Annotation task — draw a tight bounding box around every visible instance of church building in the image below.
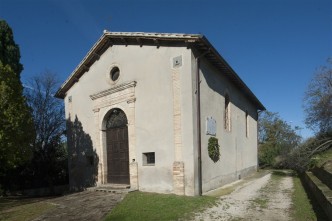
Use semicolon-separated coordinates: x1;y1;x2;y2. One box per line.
55;32;265;196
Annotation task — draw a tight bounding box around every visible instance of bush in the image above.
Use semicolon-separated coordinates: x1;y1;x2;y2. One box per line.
208;137;221;163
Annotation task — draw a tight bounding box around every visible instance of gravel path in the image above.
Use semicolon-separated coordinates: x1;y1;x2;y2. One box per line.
195;171;294;221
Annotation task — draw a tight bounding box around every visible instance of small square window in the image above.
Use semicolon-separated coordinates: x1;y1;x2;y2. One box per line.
143;152;155;166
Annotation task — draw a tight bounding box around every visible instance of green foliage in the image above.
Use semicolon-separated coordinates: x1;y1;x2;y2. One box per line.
0;63;34;176
258;111;301;168
0;20;35;194
315;147;332;168
0;20;23;77
285;134;332;172
105;191;215;221
286;58;332;173
208;137;221;163
258;144;281;167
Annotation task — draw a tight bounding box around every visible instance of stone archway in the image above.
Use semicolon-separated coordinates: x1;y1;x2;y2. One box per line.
105;108;130;184
90;81;138;189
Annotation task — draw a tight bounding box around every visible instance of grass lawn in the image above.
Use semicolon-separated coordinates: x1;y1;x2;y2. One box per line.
291;147;332;220
0;196;55;221
315;148;332;169
104;191;216;221
291;175;321;221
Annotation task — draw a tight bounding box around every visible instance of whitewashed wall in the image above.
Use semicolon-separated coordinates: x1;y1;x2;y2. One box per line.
199;58;258;193
64;45;197;194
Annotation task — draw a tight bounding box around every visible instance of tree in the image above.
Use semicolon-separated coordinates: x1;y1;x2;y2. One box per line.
285;134;332;172
284;58;332;173
0;62;34;171
258;111;301;168
25;72;65;148
0;20;23;77
304;58;332;134
24;72;67;190
0;21;34;194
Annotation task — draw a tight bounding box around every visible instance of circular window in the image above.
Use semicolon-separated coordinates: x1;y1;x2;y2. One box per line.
110;67;120;82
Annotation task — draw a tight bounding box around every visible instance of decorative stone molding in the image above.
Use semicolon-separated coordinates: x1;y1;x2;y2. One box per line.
171;68;185;194
92;108;100;113
171;69;183;161
90;81;137;100
127;98;136;104
90;81;136;111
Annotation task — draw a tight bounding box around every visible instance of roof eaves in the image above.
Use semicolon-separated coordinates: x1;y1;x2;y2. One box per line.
55;32;265;111
55;32;202;99
55;33;109;98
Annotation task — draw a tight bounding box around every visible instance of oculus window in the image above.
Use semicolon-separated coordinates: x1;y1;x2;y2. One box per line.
110;67;120;82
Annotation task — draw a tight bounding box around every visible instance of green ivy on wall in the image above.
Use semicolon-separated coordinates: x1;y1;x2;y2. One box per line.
208;137;220;163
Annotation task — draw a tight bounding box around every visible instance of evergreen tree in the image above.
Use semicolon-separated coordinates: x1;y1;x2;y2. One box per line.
0;20;23;77
0;20;34;193
0;63;34;175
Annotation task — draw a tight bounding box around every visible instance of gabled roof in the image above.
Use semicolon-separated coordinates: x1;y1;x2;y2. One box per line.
55;32;265;110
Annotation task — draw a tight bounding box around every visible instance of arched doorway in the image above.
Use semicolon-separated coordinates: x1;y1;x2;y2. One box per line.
105;108;130;184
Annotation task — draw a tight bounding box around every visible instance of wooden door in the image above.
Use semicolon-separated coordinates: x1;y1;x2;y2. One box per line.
106;126;129;184
105;108;129;184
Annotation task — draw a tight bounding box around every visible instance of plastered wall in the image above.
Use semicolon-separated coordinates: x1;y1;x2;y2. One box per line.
198;58;258;193
64;45;196;194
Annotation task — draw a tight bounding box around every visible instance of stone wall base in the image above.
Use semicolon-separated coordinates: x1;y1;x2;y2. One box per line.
130;162;139;190
202;165;257;193
173;161;185;195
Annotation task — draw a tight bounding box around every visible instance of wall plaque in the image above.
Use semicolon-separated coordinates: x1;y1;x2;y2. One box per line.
206;116;216;136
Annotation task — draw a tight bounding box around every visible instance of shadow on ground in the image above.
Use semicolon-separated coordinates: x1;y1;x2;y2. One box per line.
34;191;126;221
300;175;329;221
271;170;297;177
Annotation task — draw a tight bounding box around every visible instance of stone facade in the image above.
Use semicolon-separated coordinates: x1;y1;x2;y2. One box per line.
56;32;265;196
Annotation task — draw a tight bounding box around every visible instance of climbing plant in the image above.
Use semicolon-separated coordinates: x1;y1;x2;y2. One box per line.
208;137;221;163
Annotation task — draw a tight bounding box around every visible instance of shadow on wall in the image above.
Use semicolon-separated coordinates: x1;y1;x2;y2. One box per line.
201;60;258;120
66;115;99;191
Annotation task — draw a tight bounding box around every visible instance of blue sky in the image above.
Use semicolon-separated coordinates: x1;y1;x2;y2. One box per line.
1;0;331;138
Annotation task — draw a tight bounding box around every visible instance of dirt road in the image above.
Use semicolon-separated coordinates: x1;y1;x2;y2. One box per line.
195;171;294;221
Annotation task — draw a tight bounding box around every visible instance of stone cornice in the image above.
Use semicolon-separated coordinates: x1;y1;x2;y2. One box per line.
90;81;137;100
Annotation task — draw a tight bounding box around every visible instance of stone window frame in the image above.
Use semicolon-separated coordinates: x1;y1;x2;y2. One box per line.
106;63;122;85
142;152;155;166
245;110;249;138
224;93;231;132
110;66;120;82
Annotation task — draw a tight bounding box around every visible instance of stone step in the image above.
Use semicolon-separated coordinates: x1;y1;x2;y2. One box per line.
304;171;332;220
99;184;130;189
86;184;132;194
